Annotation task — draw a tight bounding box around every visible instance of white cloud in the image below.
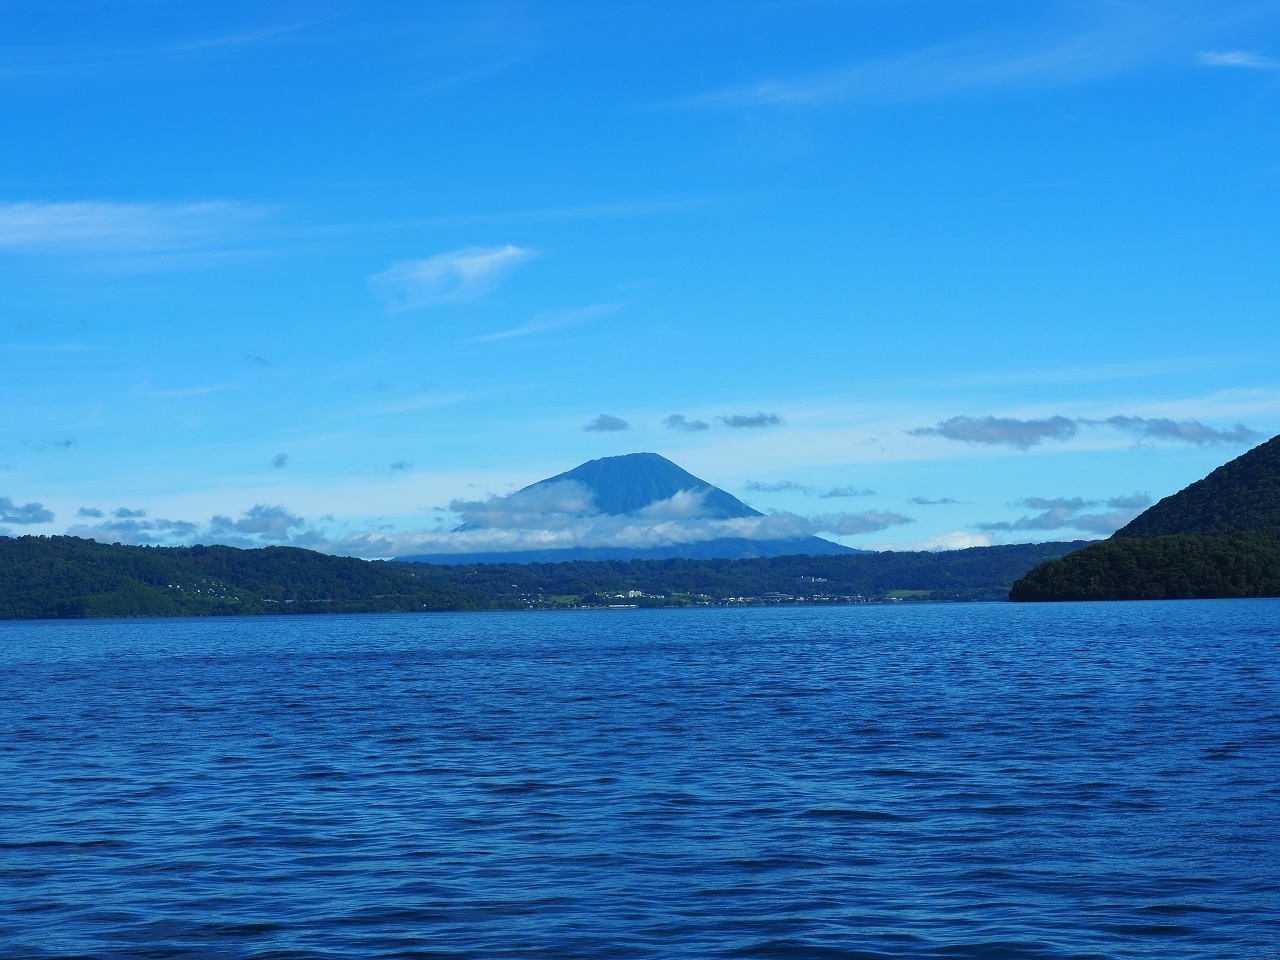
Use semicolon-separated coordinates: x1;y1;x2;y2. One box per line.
136;382;228;399
371;245;533;311
0;200;262;254
471;303;619;343
1197;50;1279;69
879;531;997;552
679;5;1178;108
330;487;913;558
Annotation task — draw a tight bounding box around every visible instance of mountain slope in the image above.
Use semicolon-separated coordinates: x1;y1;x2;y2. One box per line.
526;452;761;518
406;452;860;562
1011;434;1280;601
1113;435;1280;539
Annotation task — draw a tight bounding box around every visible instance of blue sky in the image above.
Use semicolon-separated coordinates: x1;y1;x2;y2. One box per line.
3;0;1280;555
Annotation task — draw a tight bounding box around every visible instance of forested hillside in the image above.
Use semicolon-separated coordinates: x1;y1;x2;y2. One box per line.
398;541;1087;604
1010;535;1280;601
0;536;1086;619
1114;434;1280;539
0;537;486;618
1012;434;1280;601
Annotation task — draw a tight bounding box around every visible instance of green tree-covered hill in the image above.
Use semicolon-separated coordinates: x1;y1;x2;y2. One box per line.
1011;434;1280;601
1113;434;1280;539
1009;535;1280;601
0;536;488;618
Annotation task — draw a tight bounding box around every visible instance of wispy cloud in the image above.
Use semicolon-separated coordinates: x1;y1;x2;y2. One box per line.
745;480;809;493
810;511;912;536
0;200;264;255
1100;416;1262;446
912;414;1265;449
820;486;876;499
0;496;53;525
977;493;1152;535
1197;50;1280;69
1107;492;1153;510
664;414;709;432
470;303;619;343
22;437;76;452
136;382;227;399
584;414;629;433
679;5;1179;109
67;503;326;549
911;497;959;505
0;15;335;81
721;412;782;429
371;245;533;311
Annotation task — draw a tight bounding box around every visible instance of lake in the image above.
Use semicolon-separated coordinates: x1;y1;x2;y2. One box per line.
1;602;1277;958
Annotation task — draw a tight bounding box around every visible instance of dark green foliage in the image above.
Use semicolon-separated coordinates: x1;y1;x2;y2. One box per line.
0;536;492;619
1011;433;1280;601
1114;434;1280;539
0;535;1086;619
1009;535;1280;601
399;541;1088;604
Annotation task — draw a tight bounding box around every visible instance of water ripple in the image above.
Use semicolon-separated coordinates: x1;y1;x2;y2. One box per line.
1;601;1278;958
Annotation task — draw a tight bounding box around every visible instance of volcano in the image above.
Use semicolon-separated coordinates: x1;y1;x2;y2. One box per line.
399;452;861;564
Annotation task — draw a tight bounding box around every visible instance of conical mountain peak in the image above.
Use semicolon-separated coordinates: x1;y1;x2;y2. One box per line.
523;452;761;519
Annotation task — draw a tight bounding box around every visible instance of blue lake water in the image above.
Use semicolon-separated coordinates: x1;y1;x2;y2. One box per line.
1;601;1277;959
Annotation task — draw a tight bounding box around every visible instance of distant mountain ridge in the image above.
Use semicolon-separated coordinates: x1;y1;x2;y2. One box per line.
404;452;860;563
0;535;1087;618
